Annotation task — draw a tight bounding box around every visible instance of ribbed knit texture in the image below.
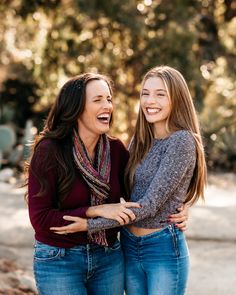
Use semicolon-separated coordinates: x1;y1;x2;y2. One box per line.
88;130;196;233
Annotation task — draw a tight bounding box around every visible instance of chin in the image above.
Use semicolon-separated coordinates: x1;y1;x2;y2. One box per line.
98;127;110;134
145;117;159;123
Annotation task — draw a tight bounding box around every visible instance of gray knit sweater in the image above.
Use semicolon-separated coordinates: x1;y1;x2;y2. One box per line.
87;130;196;233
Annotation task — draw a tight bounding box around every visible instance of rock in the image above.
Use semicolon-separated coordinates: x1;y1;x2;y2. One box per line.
0;259;18;273
16;272;37;293
0;181;13;192
0;168;14;182
0;259;36;294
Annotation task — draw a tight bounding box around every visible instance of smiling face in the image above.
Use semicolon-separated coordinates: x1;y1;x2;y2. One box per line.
78;79;113;138
140;76;171;138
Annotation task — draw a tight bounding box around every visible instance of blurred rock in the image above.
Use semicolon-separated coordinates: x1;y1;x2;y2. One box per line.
0;181;13;192
0;259;36;294
0;168;14;182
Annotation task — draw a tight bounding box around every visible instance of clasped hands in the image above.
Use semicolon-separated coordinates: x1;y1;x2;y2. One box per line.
50;198;140;235
50;199;189;235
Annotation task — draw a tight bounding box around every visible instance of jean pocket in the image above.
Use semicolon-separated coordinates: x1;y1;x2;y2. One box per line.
34;241;65;262
109;239;121;251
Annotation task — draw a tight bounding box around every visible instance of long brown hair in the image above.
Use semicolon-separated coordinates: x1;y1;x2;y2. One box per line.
125;65;207;205
25;73;113;206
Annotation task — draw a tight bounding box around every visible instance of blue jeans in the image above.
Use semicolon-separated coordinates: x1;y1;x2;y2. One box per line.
120;225;190;295
33;239;124;295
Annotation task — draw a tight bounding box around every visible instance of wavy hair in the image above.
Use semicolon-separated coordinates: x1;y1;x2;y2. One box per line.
25;73;113;206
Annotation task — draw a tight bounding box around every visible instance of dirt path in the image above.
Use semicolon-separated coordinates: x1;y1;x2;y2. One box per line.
0;173;235;294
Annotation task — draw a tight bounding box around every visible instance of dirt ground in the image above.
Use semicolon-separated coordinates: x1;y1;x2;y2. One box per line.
0;173;235;294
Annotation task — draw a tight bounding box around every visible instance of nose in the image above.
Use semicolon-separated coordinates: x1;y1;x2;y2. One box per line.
144;95;156;104
102;99;113;110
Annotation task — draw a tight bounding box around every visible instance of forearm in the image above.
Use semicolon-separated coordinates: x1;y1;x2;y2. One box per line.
87;204;159;234
87;217;121;234
29;206;89;231
86;204;106;218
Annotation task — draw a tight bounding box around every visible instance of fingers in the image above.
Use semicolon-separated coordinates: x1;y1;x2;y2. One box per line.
124;202;141;208
50;226;69;231
123;208;136;221
169;215;187;224
120;197;126;204
169;209;188;223
119;212;130;224
115;210;136;225
177;205;184;212
115;216;125;225
53;231;68;235
63;216;80;221
175;222;187;232
169;211;186;219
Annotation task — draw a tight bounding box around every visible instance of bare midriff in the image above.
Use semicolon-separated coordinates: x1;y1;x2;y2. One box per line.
127;225;162;237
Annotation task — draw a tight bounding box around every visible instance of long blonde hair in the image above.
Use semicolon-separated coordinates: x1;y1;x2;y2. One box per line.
125;65;207;205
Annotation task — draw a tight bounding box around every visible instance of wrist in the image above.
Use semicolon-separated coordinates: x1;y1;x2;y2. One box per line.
86;205;102;218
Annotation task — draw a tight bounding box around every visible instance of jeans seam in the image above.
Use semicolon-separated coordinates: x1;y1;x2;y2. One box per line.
175;257;180;295
169;225;180;257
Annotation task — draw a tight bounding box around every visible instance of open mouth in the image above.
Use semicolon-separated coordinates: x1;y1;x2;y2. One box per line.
146;107;161;115
97;113;111;124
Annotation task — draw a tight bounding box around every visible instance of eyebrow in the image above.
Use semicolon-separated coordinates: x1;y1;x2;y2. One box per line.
142;88;167;92
92;94;112;99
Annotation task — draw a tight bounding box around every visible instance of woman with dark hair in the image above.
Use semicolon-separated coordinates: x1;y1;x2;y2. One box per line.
27;73;141;295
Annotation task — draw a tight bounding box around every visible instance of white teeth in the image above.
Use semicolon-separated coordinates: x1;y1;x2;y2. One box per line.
97;113;110;123
146;108;160;114
97;114;110;119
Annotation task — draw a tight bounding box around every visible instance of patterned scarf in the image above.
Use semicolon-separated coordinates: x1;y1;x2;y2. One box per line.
72;129;111;246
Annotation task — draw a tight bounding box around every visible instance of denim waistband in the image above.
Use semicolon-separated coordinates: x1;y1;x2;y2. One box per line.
121;225;177;242
35;239;119;251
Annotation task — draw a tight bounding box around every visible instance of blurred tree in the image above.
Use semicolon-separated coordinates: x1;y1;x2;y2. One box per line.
0;0;235;170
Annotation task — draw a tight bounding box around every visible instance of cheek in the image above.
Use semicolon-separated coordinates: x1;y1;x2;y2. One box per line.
165;104;172;118
140;98;145;111
163;98;171;110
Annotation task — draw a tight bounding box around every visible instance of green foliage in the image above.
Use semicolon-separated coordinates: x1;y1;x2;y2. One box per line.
0;0;235;170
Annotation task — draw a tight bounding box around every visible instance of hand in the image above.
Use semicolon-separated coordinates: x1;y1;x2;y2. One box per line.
168;204;189;231
50;216;88;235
87;198;141;225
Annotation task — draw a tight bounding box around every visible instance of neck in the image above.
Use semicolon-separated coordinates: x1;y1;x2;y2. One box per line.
153;122;170;139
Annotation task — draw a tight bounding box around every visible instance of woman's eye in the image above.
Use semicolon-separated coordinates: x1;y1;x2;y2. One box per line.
141;93;148;96
107;98;113;103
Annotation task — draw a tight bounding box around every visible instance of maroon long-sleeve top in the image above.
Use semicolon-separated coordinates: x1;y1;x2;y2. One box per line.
28;137;129;248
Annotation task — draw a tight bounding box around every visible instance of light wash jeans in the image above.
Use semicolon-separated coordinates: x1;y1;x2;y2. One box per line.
120;225;190;295
33;239;124;295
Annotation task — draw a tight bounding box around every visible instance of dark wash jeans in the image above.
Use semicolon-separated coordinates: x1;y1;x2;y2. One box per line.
120;225;190;295
33;239;124;295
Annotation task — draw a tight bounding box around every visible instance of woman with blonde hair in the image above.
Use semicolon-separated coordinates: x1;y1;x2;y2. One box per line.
51;66;206;295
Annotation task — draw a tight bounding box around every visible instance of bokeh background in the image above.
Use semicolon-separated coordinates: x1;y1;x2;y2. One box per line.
0;0;236;170
0;0;235;294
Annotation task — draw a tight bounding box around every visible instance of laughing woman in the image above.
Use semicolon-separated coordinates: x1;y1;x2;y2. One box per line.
27;73;141;295
51;66;207;295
